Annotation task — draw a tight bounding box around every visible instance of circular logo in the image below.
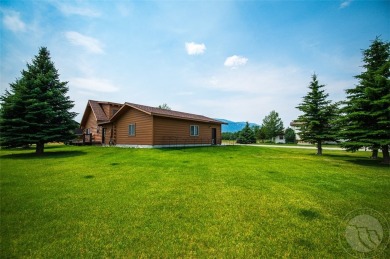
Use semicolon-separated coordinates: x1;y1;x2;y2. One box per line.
339;208;389;258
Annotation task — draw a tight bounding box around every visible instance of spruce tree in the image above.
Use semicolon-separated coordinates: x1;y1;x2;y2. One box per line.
340;37;390;163
296;74;338;155
237;122;256;144
0;47;77;154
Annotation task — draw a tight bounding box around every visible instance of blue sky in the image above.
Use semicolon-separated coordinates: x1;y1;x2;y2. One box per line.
1;0;389;126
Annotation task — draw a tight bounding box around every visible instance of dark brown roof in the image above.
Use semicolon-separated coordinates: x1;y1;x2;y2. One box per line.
81;100;123;126
89;100;109;121
110;102;226;124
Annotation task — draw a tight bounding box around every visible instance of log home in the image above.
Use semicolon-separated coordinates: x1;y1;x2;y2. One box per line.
80;100;122;144
80;100;225;147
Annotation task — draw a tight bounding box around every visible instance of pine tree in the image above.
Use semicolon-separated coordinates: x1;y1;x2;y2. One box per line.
296;74;338;155
261;110;284;141
340;37;390;163
237;122;256;144
0;47;77;154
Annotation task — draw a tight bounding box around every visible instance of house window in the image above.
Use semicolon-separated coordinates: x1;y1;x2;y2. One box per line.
86;128;90;134
279;135;284;140
128;124;136;136
190;125;199;136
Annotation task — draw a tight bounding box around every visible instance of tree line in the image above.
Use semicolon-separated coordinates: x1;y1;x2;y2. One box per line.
222;37;389;164
222;111;296;144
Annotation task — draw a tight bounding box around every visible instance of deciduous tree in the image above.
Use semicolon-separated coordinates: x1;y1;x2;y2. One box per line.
261;110;284;141
157;103;171;110
284;127;296;144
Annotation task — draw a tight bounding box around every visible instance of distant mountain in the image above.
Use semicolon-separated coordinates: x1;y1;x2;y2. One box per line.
216;119;260;133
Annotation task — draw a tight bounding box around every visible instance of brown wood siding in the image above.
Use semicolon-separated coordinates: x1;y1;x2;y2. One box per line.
153;116;222;145
100;124;113;144
102;104;122;119
82;111;102;143
115;108;153;145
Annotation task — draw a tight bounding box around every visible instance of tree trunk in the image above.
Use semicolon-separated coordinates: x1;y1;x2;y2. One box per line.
36;142;44;155
371;148;378;159
317;141;322;155
382;145;390;164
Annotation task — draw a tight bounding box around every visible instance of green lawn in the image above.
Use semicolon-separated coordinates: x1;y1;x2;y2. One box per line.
1;145;389;258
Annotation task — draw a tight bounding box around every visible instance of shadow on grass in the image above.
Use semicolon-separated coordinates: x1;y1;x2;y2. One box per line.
157;145;236;153
299;209;321;220
311;153;389;168
0;150;86;160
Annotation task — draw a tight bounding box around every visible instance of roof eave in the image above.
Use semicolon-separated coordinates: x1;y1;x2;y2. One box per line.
151;113;226;124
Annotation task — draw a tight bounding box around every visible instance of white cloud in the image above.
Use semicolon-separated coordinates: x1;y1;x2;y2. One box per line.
185;42;206;55
193;63;350;124
340;0;353;9
2;11;26;32
70;78;119;92
206;65;306;94
65;31;104;54
224;55;248;68
56;3;100;17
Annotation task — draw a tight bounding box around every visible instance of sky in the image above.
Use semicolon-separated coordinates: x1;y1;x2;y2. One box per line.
1;0;389;126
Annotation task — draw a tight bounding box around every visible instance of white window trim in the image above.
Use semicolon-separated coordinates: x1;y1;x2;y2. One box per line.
190;125;199;136
129;124;136;136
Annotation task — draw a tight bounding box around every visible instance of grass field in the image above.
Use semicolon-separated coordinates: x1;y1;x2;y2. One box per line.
1;145;389;258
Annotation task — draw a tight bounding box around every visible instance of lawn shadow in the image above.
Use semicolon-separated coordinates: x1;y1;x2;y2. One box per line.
312;153;389;168
0;150;86;160
299;209;321;220
157;146;213;152
157;145;235;153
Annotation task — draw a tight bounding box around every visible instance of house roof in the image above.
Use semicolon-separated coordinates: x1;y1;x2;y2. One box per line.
80;100;122;126
107;102;226;125
290;120;305;127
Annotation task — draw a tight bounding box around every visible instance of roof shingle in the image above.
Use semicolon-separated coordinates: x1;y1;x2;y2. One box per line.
125;102;225;124
89;100;109;121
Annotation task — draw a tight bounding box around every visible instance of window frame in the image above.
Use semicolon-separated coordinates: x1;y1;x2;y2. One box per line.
128;124;136;136
190;125;199;137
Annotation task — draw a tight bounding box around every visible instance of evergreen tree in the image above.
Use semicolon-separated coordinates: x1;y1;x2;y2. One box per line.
261;110;284;141
257;126;267;143
296;74;338;155
340;37;390;163
0;47;77;154
284;127;296;144
237;122;256;144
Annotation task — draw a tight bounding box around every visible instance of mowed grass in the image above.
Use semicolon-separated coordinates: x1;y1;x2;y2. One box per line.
1;145;389;258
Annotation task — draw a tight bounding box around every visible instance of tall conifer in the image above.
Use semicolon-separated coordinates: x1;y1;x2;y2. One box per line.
296;74;338;155
0;47;77;154
340;37;390;163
